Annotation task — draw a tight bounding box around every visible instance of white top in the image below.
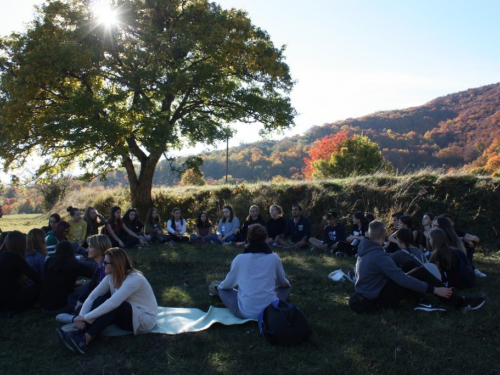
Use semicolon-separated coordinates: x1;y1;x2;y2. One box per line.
80;271;158;334
167;219;186;235
218;252;290;319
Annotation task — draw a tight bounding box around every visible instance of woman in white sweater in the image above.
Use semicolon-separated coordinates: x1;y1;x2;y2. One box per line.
56;248;158;354
217;224;291;319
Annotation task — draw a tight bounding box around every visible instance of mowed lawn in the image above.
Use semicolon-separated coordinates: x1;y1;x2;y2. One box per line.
0;216;499;374
0;213;47;233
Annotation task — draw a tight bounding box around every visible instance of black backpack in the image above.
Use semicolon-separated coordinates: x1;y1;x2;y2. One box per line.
258;300;312;346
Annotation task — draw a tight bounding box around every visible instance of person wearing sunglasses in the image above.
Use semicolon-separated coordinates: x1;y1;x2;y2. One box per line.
56;248;158;354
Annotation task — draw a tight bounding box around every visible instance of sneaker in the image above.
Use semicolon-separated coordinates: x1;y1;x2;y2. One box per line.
335;251;347;258
56;313;75;324
461;297;486;311
345;269;357;284
56;328;76;354
65;332;88;354
474;268;487;278
414;301;446;312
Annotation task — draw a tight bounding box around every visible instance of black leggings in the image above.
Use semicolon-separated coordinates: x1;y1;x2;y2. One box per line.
83;293;133;338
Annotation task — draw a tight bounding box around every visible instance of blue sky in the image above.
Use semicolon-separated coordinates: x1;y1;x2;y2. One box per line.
1;0;499;178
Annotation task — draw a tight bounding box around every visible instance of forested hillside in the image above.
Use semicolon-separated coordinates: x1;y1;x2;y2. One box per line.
97;82;500;186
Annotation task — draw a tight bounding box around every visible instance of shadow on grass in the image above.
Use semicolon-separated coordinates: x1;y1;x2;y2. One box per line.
1;242;499;375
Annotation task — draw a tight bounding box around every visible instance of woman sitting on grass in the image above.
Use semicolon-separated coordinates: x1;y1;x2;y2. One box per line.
390;228;428;273
56;234;113;323
104;206;145;248
0;231;42;319
428;228;475;289
166;208;190;242
431;215;467;255
190;212;213;243
217;224;290;319
56;248;158;355
205;205;240;245
417;212;434;257
46;221;71;256
235;205;266;245
122;208;146;243
266;204;286;245
40;241;93;314
385;215;418;253
25;228;47;283
41;213;61;234
144;208;166;243
66;206;88;253
83;206;106;238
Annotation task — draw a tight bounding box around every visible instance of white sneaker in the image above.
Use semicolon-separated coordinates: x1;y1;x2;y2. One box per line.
56;313;75;324
474;268;487;278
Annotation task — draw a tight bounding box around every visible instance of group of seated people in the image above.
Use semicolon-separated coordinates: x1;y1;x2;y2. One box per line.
0;202;488;355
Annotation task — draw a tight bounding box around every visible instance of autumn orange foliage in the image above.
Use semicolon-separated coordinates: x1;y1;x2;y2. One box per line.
302;130;351;179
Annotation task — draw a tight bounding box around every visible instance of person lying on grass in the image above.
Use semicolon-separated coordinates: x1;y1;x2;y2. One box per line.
349;220;485;314
217;224;291;319
276;204;311;249
56;248;158;354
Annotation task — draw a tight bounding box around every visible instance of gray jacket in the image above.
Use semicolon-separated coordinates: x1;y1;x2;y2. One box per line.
355;238;432;300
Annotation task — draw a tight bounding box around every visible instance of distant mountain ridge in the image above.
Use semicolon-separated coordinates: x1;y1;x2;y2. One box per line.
97;82;500;186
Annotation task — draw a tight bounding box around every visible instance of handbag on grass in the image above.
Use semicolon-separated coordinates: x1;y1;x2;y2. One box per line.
258;300;312;346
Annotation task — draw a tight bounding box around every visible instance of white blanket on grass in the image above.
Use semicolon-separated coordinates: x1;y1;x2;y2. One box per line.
62;306;255;336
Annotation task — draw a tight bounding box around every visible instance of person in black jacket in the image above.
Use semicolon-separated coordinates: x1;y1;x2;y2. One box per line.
235;205;266;244
266;204;286;245
0;231;41;318
40;241;93;314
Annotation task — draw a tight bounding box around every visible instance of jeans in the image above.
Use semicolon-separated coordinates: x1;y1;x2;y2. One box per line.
205;234;237;245
82;293;134;338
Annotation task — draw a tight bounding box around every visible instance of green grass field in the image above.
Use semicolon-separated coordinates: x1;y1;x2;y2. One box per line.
1;215;499;374
0;213;47;233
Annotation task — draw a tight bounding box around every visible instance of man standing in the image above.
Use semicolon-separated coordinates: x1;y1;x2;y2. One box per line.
349;220;485;313
277;204;311;249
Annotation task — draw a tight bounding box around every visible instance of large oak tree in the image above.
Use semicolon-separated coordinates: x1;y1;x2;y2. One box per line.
0;0;296;213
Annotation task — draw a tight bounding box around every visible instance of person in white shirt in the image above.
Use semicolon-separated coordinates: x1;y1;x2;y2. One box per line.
166;208;189;242
56;248;158;354
217;224;291;319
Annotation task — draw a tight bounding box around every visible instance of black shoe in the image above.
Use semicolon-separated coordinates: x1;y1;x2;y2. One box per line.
461;297;485;311
414;300;446;312
56;328;76;354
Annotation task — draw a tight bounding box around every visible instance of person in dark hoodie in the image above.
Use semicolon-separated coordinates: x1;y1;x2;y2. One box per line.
349;220;485;314
235;205;266;245
217;224;290;319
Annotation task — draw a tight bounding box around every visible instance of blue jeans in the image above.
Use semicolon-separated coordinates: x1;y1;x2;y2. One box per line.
205;234;237;244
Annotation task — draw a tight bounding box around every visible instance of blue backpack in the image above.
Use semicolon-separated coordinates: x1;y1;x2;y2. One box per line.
258;300;312;346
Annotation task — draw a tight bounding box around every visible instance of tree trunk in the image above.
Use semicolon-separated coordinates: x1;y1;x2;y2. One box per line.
123;153;161;220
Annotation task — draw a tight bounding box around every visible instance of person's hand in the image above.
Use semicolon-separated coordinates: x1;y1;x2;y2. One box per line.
78;240;84;246
75;301;83;309
297;240;307;247
221;236;226;242
218;235;223;241
234;228;240;234
433;287;452;299
346;235;354;242
118;240;125;248
320;244;328;250
73;315;88;330
157;230;163;235
139;238;144;245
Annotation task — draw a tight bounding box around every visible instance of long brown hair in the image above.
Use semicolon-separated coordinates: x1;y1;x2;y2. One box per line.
104;248;140;288
26;228;47;257
0;231;27;257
